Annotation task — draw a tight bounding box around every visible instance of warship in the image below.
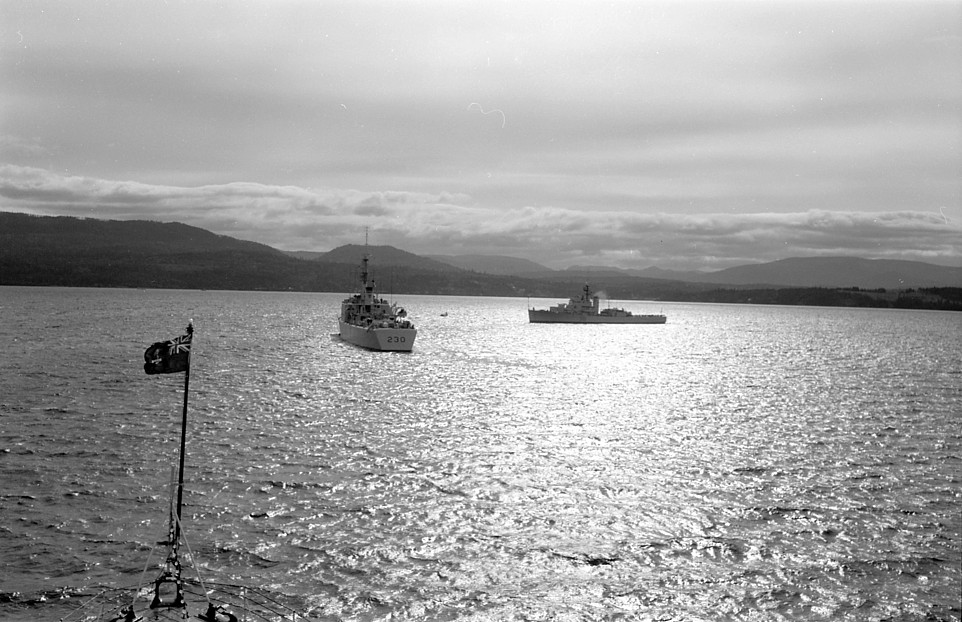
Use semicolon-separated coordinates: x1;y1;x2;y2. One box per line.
339;251;417;351
529;284;666;324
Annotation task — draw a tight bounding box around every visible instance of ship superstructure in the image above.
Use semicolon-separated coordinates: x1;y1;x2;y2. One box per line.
528;284;666;324
339;252;417;351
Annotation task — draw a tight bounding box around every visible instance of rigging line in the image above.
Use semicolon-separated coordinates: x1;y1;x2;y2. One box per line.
131;544;160;611
199;582;300;618
131;465;177;610
59;585;138;622
171;509;213;607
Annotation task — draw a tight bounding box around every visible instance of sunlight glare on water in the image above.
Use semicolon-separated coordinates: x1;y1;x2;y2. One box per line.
0;287;959;621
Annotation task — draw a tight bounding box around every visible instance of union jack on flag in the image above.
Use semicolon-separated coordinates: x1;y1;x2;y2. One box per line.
144;323;193;375
167;333;192;354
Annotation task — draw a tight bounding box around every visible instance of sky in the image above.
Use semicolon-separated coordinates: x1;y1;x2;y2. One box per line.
1;1;960;271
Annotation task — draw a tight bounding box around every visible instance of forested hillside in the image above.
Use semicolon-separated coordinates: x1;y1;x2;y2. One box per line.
2;212;959;310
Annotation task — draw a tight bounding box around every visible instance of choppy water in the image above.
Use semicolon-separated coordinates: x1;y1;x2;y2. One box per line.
1;286;960;621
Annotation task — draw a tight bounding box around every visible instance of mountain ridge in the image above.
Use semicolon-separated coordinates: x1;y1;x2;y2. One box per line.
425;254;550;275
1;212;959;311
435;254;960;290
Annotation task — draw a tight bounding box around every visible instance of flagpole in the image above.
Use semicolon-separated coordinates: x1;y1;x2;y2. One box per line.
174;321;193;544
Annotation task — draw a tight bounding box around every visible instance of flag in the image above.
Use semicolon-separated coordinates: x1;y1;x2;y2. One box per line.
144;323;192;375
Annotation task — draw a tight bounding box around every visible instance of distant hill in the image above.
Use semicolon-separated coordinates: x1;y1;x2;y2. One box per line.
427;254;551;275
284;250;325;261
1;211;280;255
631;266;718;281
321;244;461;272
433;253;960;289
1;212;959;310
0;212;342;291
696;257;961;289
0;212;519;295
564;265;637;278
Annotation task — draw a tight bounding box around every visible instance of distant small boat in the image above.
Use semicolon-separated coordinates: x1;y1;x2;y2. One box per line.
528;284;666;324
338;250;417;351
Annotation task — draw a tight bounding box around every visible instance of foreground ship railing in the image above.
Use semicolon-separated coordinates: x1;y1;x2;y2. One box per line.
63;579;301;622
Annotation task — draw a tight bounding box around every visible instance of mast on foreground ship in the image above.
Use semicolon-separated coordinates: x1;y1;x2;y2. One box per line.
529;283;667;324
338;251;417;351
69;322;300;622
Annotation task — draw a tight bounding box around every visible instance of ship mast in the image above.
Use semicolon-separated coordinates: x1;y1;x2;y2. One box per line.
150;321;193;611
362;228;373;294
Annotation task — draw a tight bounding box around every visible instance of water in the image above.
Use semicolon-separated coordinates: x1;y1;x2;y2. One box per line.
1;286;959;621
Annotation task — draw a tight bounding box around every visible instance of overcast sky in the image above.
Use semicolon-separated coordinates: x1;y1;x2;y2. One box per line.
2;1;960;270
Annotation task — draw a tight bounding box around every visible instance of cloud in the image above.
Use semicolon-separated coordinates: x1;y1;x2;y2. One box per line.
2;165;958;270
1;2;959;270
